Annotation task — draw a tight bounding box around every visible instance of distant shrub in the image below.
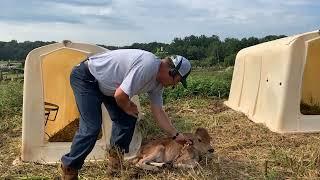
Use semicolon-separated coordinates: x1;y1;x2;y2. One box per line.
162;68;233;103
138;68;233;105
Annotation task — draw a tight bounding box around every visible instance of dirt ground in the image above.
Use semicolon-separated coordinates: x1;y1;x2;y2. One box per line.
1;97;320;179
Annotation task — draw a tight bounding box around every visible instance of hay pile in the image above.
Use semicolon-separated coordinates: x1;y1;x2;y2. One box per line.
300;102;320;115
48;118;102;142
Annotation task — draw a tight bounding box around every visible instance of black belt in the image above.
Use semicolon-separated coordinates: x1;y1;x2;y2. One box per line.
80;59;93;78
83;59;89;68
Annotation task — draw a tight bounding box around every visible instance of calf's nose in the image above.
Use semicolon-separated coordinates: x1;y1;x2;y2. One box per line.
208;149;214;153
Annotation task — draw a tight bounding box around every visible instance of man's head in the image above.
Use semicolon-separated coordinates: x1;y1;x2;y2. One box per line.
157;55;191;88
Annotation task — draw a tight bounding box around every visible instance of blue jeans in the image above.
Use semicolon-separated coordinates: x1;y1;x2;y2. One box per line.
61;62;137;170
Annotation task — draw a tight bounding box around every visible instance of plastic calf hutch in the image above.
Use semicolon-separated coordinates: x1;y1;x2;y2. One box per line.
225;30;320;133
22;41;142;164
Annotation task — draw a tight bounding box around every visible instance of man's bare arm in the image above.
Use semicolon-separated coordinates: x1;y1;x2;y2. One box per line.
114;87;138;118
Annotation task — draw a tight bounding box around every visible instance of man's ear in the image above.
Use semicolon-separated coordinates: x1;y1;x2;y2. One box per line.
173;74;182;82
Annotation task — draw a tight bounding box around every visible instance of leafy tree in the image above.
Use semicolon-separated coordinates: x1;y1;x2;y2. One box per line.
154;47;169;58
0;34;287;68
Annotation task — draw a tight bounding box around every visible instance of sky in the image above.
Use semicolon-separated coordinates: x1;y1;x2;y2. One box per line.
0;0;319;46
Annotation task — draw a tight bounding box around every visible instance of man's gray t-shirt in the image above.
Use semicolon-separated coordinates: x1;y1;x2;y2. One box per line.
87;49;164;106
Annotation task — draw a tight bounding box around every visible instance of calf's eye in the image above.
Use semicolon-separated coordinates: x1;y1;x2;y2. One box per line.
198;139;202;142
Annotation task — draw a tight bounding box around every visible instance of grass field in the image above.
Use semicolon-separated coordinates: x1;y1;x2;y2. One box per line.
1;69;320;179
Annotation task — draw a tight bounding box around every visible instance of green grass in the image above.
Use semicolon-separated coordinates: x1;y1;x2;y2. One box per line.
2;72;24;78
0;81;23;118
162;67;233;103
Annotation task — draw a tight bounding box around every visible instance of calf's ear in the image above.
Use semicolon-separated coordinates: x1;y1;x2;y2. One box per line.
195;128;211;141
195;127;208;135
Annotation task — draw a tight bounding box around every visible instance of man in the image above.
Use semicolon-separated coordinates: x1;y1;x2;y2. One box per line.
60;49;192;179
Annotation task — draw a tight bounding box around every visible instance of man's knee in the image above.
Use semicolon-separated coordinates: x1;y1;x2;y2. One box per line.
78;125;101;137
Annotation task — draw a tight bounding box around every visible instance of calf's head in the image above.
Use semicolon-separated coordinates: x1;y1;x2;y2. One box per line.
192;128;214;154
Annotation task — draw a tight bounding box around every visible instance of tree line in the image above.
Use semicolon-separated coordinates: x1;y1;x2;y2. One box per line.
0;34;286;67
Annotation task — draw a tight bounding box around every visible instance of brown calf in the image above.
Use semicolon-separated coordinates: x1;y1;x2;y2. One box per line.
134;127;214;171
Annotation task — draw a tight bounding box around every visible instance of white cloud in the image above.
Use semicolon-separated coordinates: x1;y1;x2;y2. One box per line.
0;0;319;45
46;1;113;17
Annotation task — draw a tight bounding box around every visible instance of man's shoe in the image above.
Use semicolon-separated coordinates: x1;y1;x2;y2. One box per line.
59;163;78;180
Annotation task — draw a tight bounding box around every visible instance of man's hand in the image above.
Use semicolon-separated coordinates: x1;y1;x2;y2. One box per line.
124;101;139;118
174;133;192;145
114;87;139;118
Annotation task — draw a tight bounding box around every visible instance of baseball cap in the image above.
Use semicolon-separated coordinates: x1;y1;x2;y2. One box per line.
170;55;191;88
